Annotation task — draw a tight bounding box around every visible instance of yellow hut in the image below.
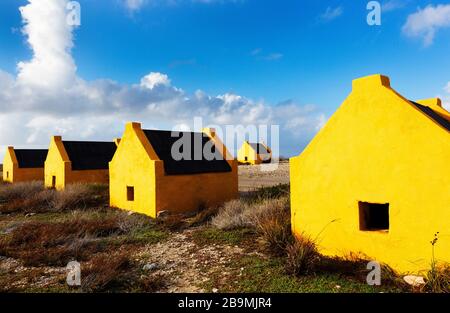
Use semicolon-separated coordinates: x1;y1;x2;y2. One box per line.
2;147;48;183
290;74;450;273
109;122;238;218
45;136;118;190
237;141;272;165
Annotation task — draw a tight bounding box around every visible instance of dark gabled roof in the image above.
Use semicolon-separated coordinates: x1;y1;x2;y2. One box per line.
410;101;450;132
248;143;270;154
14;149;48;169
143;129;232;175
62;141;117;171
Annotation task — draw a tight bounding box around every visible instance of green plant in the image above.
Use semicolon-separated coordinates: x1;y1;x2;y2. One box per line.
424;232;450;293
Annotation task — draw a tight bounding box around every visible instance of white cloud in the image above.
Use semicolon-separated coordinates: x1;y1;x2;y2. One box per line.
382;0;407;12
17;0;77;89
0;0;325;159
140;72;171;89
444;82;450;93
250;49;283;61
124;0;147;12
263;53;283;61
402;4;450;46
319;6;343;22
123;0;239;12
442;82;450;111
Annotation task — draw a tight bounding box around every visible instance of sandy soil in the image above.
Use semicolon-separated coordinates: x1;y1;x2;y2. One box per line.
238;160;289;192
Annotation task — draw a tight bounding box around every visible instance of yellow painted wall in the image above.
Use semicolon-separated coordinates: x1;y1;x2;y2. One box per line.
237;141;271;165
44;136;110;190
110;122;238;218
2;147;44;183
290;74;450;274
109;122;158;217
417;98;450;121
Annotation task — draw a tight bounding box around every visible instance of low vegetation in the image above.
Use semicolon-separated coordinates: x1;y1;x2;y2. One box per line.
0;182;108;214
0;181;447;293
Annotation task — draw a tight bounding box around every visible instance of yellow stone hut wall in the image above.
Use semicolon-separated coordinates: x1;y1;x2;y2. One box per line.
109;122;238;218
290;74;450;273
2;147;44;183
44;136;110;190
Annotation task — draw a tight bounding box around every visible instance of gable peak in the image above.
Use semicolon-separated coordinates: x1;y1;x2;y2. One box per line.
352;74;391;91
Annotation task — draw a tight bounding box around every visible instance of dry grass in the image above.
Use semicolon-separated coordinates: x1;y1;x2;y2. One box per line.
0;182;108;214
0;215;125;266
51;184;108;211
0;181;44;202
81;252;131;292
424;263;450;293
80;251;167;292
156;205;220;231
254;197;292;255
285;235;320;275
212;196;290;231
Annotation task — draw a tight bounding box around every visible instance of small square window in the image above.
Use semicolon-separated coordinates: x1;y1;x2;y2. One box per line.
127;186;135;201
359;202;389;231
6;171;9;179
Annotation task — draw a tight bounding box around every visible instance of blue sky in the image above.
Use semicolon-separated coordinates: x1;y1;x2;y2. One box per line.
0;0;449;156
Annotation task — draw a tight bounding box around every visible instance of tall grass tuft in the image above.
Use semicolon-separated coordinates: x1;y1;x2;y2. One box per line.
424;233;450;293
285;235;320;275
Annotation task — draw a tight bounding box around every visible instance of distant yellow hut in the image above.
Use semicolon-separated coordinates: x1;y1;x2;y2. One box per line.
2;147;48;183
45;136;118;190
109;122;238;218
237;141;272;165
290;74;450;273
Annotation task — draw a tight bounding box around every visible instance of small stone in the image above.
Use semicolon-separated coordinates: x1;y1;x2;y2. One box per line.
127;211;135;216
212;288;219;293
25;213;35;217
335;285;341;289
157;210;170;218
143;263;159;271
403;275;426;287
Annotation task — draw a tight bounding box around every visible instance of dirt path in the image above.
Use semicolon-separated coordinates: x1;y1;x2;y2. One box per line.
135;229;249;293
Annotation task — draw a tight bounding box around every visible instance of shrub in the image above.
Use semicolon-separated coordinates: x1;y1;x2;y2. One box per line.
425;265;450;293
0;216;125;266
424;233;450;293
285;235;320;275
0;181;44;202
51;184;108;211
211;200;250;230
212;196;290;231
0;182;108;214
81;253;131;292
254;198;293;255
81;252;167;293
